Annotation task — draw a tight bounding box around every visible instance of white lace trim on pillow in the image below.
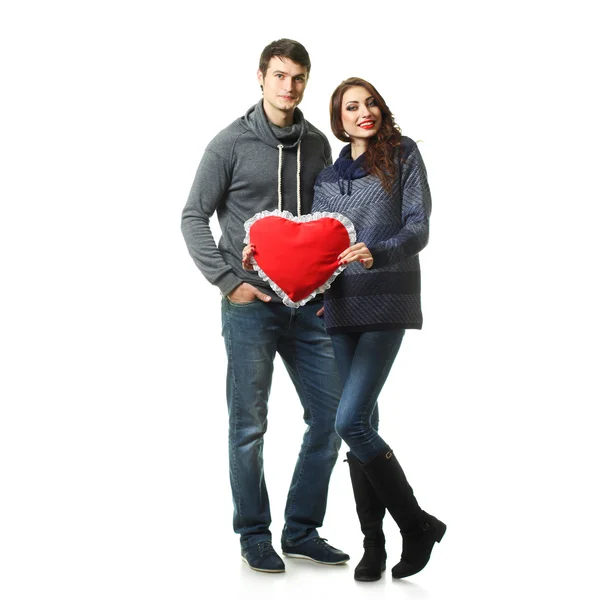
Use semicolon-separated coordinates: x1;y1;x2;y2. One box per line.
243;210;357;308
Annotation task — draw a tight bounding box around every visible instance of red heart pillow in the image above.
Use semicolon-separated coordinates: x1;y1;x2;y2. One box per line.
244;210;356;307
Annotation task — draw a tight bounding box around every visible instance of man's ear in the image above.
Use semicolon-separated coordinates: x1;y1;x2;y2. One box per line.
257;69;264;86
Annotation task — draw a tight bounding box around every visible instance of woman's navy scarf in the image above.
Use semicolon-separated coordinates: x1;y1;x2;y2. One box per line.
333;145;369;195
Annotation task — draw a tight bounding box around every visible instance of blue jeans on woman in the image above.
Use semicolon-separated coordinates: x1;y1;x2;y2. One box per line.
331;329;405;464
221;297;342;550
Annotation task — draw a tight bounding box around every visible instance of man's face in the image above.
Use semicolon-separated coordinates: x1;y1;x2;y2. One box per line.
257;57;308;115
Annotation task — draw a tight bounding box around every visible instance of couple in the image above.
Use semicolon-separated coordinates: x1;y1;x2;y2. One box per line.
181;39;445;582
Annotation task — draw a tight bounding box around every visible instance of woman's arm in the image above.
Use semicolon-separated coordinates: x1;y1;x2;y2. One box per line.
370;141;432;268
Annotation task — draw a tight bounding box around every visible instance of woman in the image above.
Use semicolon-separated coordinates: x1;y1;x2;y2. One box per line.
311;78;445;582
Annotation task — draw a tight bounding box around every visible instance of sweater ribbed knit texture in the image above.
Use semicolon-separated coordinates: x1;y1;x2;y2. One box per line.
311;137;431;333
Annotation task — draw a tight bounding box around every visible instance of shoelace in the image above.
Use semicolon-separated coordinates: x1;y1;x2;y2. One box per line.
258;542;278;557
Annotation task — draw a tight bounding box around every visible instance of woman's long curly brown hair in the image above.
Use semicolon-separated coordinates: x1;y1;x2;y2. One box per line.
330;78;403;194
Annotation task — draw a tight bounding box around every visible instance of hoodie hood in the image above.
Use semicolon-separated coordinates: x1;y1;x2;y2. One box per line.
241;101;308;215
243;101;308;149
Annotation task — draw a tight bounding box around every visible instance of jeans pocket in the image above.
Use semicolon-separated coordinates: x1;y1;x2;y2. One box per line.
225;296;259;307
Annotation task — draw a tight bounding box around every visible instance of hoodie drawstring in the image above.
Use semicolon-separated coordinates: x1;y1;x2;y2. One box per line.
277;142;302;216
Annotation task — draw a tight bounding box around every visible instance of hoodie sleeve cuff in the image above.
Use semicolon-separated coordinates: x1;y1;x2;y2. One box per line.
217;273;244;298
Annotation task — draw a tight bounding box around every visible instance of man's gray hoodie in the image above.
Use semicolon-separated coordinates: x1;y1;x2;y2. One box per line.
181;101;332;300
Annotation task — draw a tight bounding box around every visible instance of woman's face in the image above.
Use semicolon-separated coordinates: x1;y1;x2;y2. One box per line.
340;86;382;141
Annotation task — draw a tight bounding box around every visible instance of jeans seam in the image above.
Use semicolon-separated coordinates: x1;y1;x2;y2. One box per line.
361;353;397;459
224;303;245;532
358;402;381;458
284;338;313;521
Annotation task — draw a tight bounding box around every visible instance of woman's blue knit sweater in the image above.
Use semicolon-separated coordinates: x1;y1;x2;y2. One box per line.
312;137;432;333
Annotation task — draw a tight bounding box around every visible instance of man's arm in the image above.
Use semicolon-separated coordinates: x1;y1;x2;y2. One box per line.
324;137;333;168
181;147;272;303
181;148;241;297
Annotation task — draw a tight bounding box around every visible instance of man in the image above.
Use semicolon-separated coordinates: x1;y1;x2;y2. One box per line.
181;39;348;573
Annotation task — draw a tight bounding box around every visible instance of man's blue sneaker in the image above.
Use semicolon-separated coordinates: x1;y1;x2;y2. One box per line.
282;537;350;565
241;541;285;573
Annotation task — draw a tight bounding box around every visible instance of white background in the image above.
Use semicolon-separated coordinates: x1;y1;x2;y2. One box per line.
1;1;599;599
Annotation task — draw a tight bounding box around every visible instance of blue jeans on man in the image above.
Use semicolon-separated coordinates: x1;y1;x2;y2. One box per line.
221;297;342;550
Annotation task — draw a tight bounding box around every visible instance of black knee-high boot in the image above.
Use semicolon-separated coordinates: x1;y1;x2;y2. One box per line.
346;452;387;582
362;447;446;579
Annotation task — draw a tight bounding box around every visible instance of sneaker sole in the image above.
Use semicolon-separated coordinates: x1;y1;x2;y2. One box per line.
282;552;349;565
241;556;285;573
